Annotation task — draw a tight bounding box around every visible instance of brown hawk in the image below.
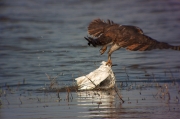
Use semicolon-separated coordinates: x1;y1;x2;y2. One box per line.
84;19;180;66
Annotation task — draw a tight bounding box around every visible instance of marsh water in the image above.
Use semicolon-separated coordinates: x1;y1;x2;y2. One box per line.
0;0;180;119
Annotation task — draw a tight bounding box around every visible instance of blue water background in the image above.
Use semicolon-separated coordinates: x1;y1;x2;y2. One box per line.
0;0;180;89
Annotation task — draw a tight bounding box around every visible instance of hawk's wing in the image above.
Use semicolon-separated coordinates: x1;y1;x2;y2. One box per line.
88;19;179;51
87;19;121;47
88;19;119;37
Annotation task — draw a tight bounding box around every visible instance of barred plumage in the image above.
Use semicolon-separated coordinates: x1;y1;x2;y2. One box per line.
85;19;180;66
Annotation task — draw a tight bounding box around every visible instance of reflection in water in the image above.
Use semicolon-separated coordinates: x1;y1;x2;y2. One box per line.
77;90;119;118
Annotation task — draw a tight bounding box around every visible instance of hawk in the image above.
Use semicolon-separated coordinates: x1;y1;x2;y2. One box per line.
84;19;180;66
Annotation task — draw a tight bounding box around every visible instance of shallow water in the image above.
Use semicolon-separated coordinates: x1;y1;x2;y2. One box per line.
1;81;180;119
0;0;180;118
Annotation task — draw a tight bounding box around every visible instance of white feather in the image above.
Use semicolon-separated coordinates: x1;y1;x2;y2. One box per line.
75;61;116;90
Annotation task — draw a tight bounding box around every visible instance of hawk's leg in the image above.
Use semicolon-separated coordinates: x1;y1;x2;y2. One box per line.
100;45;107;55
106;56;112;67
106;43;121;66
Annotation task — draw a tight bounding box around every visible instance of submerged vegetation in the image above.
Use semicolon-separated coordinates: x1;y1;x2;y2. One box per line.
0;69;180;118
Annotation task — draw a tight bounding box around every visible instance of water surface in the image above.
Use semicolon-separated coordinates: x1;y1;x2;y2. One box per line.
0;0;180;118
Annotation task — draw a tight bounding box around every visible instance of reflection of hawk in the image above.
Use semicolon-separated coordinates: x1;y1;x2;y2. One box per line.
85;19;180;66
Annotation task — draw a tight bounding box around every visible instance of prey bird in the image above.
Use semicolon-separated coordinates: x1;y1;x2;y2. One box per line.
84;19;180;66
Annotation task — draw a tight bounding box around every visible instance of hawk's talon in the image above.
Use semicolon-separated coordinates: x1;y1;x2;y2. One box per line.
106;60;112;67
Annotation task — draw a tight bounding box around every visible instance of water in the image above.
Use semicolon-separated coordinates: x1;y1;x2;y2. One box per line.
1;82;180;119
0;0;180;118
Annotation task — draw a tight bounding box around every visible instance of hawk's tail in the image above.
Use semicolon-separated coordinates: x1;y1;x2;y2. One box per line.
128;35;180;51
171;45;180;51
155;42;180;51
